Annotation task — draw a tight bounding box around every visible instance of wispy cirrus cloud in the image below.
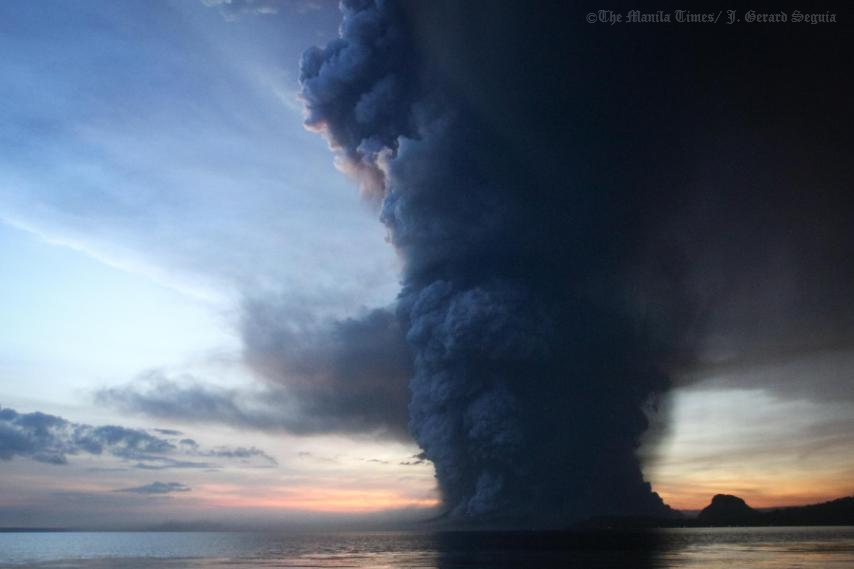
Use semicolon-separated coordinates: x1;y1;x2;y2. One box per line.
116;481;191;495
202;0;326;20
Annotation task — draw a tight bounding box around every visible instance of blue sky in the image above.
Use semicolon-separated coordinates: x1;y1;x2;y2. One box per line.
0;0;435;526
1;0;852;527
0;0;399;405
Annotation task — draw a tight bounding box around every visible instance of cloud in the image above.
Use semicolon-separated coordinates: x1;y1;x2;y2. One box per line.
201;0;325;20
0;405;275;468
646;387;854;508
0;407;171;465
116;481;191;495
201;0;280;18
297;451;339;463
98;305;413;439
679;348;854;404
198;444;277;465
133;459;216;470
241;303;413;438
363;458;390;465
399;453;427;466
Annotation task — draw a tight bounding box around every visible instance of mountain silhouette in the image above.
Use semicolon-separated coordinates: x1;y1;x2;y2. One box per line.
694;494;854;526
582;494;854;528
697;494;757;524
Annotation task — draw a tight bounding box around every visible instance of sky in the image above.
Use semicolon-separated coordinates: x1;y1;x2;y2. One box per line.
1;0;852;528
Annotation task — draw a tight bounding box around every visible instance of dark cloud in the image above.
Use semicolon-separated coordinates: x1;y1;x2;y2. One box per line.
399;453;426;466
299;0;418;197
116;481;191;495
298;0;854;526
0;405;275;469
362;457;389;465
0;406;173;465
681;348;854;404
100;306;412;439
133;459;216;471
203;446;277;464
300;0;673;524
241;303;412;438
98;375;262;429
98;378;296;434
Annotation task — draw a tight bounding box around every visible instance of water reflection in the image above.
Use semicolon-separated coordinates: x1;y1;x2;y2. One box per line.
433;530;663;568
1;527;853;568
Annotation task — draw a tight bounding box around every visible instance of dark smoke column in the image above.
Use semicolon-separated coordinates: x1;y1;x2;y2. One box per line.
300;0;671;525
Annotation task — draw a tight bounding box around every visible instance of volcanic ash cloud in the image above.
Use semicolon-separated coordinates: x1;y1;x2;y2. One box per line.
299;0;676;525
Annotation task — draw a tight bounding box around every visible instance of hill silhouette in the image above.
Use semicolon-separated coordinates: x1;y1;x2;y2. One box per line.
697;494;757;524
580;494;854;528
693;494;854;526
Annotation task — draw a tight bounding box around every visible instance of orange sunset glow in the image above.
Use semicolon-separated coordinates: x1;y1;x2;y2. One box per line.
646;386;854;510
198;484;439;513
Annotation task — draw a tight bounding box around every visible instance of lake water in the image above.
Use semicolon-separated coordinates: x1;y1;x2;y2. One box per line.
1;527;853;568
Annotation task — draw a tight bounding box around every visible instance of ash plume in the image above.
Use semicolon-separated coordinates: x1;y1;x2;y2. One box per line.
299;0;854;525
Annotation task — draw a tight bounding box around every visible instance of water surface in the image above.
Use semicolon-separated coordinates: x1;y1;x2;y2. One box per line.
1;526;853;568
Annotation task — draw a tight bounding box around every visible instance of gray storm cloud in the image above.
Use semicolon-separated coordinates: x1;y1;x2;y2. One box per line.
99;305;412;439
0;405;275;468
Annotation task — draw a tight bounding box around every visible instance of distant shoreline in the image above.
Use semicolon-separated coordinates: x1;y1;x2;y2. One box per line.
4;494;853;532
4;525;854;533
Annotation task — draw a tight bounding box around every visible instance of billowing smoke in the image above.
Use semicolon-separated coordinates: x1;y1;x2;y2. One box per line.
299;0;854;524
298;0;668;523
100;306;412;439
